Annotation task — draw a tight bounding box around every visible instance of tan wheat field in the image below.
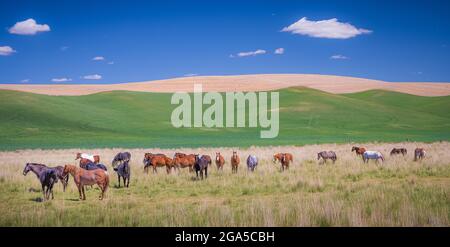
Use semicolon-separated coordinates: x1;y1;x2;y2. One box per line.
0;142;449;226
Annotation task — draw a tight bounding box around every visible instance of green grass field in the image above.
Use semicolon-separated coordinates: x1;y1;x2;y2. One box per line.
0;87;449;150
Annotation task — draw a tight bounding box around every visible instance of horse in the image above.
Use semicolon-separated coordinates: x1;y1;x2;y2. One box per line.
112;152;132;188
273;153;293;171
23;163;60;201
246;155;258;172
414;148;426;161
194;155;209;179
84;162;108;171
390;148;407;156
76;153;100;169
231;151;240;173
202;155;212;167
143;153;167;173
172;153;196;173
23;163;68;192
62;164;109;200
112;152;131;170
317;151;337;164
215;152;225;171
143;153;173;174
351;147;366;156
362;151;384;163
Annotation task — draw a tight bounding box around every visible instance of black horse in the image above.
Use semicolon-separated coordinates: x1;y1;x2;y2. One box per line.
112;152;131;187
23;163;61;200
194;155;209;180
390;148;407;156
84;162;108;171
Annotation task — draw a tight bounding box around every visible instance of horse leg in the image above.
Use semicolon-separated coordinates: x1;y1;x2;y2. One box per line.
81;186;86;200
205;167;208;179
77;184;82;200
50;183;54;199
118;174;121;188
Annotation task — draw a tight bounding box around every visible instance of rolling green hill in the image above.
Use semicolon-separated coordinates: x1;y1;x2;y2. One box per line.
0;87;449;150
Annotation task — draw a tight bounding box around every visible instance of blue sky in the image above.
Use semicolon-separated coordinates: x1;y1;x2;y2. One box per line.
0;0;449;84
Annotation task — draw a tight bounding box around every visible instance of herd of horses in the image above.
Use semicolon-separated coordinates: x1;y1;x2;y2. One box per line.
22;147;427;201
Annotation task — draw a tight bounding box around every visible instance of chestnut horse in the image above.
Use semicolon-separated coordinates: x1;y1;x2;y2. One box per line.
143;153;166;173
172;153;196;172
143;153;173;174
231;151;240;173
215;152;225;171
273;153;293;171
351;147;366;156
62;164;109;200
414;148;426;161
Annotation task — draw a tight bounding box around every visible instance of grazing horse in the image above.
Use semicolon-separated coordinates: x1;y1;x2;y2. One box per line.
23;163;59;201
273;153;293;171
63;164;109;200
246;155;258;172
362;151;384;163
317;151;337;164
194;155;209;179
144;153;173;174
390;148;407;156
172;153;196;173
351;147;366;156
76;153;100;169
414;148;426;161
215;152;225;171
143;153;166;173
84;162;108;171
112;152;132;188
231;151;240;173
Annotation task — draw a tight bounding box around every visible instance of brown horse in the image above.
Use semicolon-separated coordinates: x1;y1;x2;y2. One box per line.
172;153;196;172
143;153;166;173
414;148;426;161
62;164;109;200
144;154;173;174
215;152;225;171
390;148;407;156
75;153;100;169
231;151;240;173
202;155;212;167
273;153;293;171
351;147;366;156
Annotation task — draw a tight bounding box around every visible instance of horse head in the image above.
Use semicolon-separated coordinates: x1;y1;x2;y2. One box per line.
22;163;31;176
351;147;357;152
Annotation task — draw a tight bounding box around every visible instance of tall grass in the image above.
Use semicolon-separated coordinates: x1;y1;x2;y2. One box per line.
0;142;449;226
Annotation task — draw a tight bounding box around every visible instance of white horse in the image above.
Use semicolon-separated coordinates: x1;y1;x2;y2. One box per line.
362;151;384;163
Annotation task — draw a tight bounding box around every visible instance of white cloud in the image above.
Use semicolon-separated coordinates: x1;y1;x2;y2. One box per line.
274;48;284;54
9;18;50;35
184;73;198;77
108;61;114;65
231;49;266;58
0;46;16;56
330;54;349;60
83;74;102;80
92;56;105;61
20;79;30;83
51;77;72;82
60;46;69;51
282;17;371;39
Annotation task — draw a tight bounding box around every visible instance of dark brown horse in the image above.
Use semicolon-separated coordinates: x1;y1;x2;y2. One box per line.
273;153;293;171
215;152;225;171
390;148;407;156
62;164;109;200
231;151;240;173
351;146;366;156
414;148;426;161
